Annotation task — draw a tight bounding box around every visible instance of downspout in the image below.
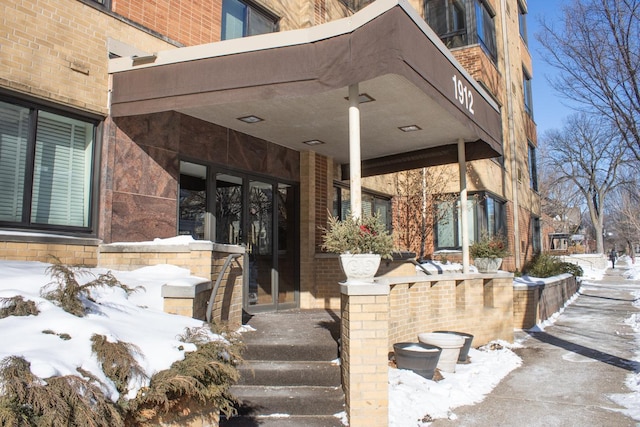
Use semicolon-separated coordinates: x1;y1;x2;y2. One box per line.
349;83;362;219
458;139;469;273
501;0;521;269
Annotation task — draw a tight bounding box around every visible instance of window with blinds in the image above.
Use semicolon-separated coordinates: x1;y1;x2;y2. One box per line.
0;99;96;230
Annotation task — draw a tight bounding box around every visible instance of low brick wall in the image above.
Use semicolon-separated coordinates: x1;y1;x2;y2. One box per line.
0;233;100;266
99;241;245;327
386;273;514;348
513;274;579;329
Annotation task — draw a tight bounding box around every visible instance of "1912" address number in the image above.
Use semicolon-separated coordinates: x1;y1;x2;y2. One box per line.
452;75;475;115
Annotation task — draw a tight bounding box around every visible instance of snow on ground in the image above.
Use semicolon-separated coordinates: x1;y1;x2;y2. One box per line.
1;252;638;425
0;257;219;402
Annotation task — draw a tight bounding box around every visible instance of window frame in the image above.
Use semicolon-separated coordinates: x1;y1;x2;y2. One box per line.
474;0;497;62
78;0;111;11
528;141;538;191
221;0;279;41
434;192;506;251
518;0;528;45
523;68;534;117
333;184;393;231
0;94;101;234
425;0;468;49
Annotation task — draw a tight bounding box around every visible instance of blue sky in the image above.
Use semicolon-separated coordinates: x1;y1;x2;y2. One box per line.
526;0;574;136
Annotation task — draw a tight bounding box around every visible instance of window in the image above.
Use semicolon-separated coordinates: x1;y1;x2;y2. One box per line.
79;0;111;10
528;142;538;191
435;192;506;250
532;217;541;253
0;98;96;230
221;0;278;40
475;0;497;61
523;69;534;116
333;185;392;230
518;1;528;44
425;0;468;48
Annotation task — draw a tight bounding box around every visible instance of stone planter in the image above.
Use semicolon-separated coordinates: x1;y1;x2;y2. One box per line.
434;331;474;363
339;253;381;284
418;332;465;373
393;342;442;380
474;257;502;273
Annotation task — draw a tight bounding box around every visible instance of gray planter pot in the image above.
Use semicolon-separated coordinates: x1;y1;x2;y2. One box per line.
434;331;474;363
474;257;502;273
393;342;442;379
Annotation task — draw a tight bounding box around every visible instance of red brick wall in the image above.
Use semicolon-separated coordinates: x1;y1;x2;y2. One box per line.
315;155;329;250
452;46;504;103
113;0;222;46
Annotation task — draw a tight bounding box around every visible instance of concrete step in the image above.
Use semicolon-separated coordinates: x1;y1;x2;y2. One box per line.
228;385;345;416
242;342;340;362
237;360;341;387
220;414;345;427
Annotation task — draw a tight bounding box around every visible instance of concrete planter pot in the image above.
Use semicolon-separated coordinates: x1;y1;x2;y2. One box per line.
393;342;442;380
418;332;465;373
339;253;381;284
434;331;474;363
474;257;502;273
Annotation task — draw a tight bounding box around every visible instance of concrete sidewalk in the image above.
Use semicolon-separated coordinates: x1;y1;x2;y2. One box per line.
431;269;640;427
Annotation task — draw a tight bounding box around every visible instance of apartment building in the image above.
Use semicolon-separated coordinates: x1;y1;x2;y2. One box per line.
1;0;538;312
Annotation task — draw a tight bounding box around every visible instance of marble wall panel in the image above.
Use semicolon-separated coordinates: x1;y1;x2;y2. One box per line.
228;129;269;174
111;192;177;242
268;142;300;182
179;115;229;164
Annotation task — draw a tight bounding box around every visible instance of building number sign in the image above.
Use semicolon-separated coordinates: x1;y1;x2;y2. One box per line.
452;74;475;115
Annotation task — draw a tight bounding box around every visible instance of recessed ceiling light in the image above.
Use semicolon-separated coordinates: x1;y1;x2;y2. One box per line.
237;115;263;123
399;125;422;132
344;93;375;103
303;140;325;146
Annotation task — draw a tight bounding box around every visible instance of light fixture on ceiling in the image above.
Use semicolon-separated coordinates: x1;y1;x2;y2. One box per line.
303;139;325;146
398;125;422;132
344;93;375;103
237;115;264;123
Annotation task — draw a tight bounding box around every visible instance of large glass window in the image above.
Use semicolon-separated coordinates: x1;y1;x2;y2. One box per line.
435;192;505;250
333;185;392;230
0;99;96;230
221;0;278;40
425;0;468;48
475;0;497;61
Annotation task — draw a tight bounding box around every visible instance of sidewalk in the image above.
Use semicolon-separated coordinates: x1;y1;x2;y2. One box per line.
431;268;640;426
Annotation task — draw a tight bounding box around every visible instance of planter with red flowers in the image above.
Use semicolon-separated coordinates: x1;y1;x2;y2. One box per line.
470;233;509;273
321;214;395;284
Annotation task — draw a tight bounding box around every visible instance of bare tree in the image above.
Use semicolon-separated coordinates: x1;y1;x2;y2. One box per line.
543;113;631;253
393;167;458;259
537;0;640;161
608;182;640;260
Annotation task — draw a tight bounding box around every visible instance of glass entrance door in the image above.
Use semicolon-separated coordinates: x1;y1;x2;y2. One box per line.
213;171;298;312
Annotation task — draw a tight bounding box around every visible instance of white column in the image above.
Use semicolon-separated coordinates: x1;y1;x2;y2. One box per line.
349;83;362;219
458;139;469;273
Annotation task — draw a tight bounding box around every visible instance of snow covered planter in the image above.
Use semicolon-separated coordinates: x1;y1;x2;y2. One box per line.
393;342;442;380
473;257;503;273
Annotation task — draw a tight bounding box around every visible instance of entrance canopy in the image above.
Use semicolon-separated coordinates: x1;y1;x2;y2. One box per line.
109;0;502;177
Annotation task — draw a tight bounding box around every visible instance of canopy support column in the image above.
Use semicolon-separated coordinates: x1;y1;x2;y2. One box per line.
458;139;469;274
349;83;362;219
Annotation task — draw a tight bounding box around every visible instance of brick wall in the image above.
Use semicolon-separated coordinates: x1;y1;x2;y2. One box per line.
2;0;176;116
0;239;99;266
513;274;579;329
113;0;222;46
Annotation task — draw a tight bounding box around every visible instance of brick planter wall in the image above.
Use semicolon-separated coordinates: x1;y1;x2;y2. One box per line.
513;274;579;329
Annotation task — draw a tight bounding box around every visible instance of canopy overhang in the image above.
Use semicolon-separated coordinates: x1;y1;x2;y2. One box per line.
109;0;502;177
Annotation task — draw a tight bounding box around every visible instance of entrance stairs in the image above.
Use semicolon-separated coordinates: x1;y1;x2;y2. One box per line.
220;310;346;427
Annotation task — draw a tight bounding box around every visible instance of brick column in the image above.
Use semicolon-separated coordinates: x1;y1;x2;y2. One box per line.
340;283;390;427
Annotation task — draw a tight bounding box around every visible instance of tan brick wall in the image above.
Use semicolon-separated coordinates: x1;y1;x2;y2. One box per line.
388;275;514;348
513;275;579;329
1;0;176;116
341;291;389;427
0;241;99;266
